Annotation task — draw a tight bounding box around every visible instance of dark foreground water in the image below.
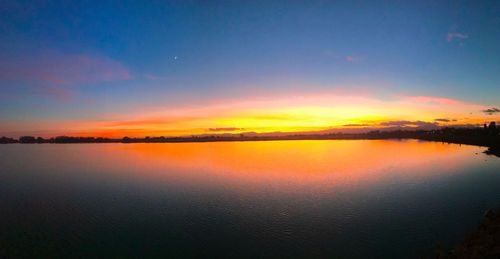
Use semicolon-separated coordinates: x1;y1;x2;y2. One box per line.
1;140;499;258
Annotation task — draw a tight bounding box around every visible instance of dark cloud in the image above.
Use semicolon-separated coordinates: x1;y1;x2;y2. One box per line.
483;108;500;115
208;127;243;132
434;118;450;122
444;123;482;128
379;120;438;129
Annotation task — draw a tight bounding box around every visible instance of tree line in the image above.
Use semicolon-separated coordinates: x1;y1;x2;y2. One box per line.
0;123;498;144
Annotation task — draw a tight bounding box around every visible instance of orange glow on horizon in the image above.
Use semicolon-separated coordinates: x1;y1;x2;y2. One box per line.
1;93;498;138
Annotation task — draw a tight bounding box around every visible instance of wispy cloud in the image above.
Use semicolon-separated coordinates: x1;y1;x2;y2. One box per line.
108;117;202;127
343;123;372;127
405;95;462;106
208;127;244;132
345;119;459;128
0;52;131;85
434;118;459;123
0;52;131;101
447;32;468;42
379;120;439;129
483;107;500;115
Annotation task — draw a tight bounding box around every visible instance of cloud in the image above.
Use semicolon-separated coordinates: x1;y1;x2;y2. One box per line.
447;32;468;42
0;52;131;85
379;120;439;129
405;96;462;106
343;123;372;127
108;117;203;127
434;118;459;123
208;127;244;132
483;108;500;115
444;123;482;128
250;114;308;121
0;52;131;101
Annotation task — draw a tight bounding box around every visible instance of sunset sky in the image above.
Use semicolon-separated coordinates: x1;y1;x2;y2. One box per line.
0;1;499;137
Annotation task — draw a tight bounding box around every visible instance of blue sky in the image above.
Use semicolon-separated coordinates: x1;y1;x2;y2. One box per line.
0;0;499;136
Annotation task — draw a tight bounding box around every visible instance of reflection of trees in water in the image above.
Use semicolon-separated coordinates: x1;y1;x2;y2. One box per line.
1;126;499;157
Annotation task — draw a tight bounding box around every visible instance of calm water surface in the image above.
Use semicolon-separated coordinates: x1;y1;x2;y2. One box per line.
1;140;499;258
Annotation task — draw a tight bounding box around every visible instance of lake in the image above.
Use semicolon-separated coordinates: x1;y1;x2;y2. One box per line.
1;140;499;258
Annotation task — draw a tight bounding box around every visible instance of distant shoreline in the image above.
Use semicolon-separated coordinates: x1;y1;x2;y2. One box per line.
2;128;499;156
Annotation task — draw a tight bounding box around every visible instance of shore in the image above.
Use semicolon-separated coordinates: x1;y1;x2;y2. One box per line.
2;129;499;156
436;209;500;258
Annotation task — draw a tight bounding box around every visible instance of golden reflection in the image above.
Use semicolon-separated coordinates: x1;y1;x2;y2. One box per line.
85;140;484;191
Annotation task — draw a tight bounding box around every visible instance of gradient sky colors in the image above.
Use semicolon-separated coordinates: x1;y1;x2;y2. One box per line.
0;1;499;137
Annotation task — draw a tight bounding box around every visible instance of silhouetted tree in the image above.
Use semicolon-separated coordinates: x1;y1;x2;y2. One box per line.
0;137;17;144
19;136;36;143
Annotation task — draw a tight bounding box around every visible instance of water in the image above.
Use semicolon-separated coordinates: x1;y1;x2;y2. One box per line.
0;140;499;258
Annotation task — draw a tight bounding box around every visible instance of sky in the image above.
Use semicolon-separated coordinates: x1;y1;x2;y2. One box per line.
0;0;499;137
